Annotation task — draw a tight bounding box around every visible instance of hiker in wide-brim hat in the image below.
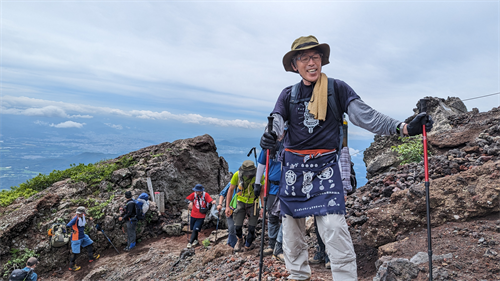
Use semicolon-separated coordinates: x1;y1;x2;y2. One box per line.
192;184;205;192
259;35;434;281
282;35;330;73
238;160;256;178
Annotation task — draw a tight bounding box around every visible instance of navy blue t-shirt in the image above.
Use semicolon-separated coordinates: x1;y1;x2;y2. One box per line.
272;79;360;150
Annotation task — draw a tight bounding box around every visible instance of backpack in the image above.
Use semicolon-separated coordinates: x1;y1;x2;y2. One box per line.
8;269;32;281
133;193;150;220
289;78;357;193
196;192;212;214
47;222;70;248
136;193;150;220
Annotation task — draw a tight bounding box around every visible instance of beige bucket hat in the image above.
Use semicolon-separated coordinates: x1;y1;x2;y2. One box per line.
282;35;330;72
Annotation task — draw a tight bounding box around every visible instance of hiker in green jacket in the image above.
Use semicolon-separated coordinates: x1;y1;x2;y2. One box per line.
225;160;265;252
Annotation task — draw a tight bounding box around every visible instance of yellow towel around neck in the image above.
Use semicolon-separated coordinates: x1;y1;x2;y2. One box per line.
307;73;328;121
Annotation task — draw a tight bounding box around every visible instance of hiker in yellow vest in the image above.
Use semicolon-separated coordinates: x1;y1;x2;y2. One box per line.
225;160;265;252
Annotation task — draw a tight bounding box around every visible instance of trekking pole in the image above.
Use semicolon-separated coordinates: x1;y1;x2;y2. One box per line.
258;116;273;281
215;214;220;241
247;147;258;167
96;224;120;254
420;98;433;281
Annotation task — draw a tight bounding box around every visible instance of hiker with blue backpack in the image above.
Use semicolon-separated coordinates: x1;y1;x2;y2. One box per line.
119;191;150;252
254;140;284;257
186;184;214;248
260;35;434;281
119;191;137;251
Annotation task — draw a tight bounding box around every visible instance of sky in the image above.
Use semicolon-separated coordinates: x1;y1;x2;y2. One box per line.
0;0;499;181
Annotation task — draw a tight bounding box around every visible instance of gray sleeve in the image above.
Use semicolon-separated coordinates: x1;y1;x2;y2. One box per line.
271;113;286;141
347;99;401;136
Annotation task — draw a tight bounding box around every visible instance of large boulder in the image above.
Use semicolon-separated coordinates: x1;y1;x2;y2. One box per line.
361;160;500;247
363;97;467;179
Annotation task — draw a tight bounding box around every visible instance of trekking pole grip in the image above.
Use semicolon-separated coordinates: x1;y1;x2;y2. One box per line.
247;147;255;157
419;98;427;114
267;116;274;134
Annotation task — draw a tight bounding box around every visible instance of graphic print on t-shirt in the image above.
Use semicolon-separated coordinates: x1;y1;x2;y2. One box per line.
302;102;319;133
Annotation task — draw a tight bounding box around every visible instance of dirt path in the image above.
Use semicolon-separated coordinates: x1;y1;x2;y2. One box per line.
39;213;499;280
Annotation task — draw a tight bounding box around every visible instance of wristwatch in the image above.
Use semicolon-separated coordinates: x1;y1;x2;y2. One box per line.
397;122;407;137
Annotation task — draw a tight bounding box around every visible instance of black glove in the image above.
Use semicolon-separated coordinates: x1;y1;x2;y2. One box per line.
407;113;434;136
260;131;277;150
253;183;261;198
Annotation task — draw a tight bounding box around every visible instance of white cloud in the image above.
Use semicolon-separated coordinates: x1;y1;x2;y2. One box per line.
349;147;362;157
0;1;497;124
2;95;266;129
0;1;497;143
50;121;85;128
34;120;48;126
105;123;123;130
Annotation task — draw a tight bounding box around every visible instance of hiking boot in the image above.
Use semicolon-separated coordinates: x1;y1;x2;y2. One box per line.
263;247;274;256
192;240;198;247
273;242;283;255
325;255;330;269
129;242;136;250
89;253;100;263
244;243;256;252
273;253;285;263
123;247;130;252
187;242;192;249
309;251;325;264
235;237;244;252
69;264;81;271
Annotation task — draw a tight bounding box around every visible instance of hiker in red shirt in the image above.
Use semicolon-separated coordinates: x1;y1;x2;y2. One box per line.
186;184;214;248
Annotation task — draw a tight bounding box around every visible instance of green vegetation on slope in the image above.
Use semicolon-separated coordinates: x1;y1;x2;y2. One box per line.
0;156;136;207
391;136;431;165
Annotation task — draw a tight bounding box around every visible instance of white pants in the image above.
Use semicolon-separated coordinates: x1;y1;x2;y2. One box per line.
282;214;357;280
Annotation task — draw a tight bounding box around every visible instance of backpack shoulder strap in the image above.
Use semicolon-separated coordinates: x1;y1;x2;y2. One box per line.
327;78;342;123
327;78;346;155
289;82;301;104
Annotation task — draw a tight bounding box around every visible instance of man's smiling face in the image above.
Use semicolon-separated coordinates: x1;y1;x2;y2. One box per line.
292;49;322;85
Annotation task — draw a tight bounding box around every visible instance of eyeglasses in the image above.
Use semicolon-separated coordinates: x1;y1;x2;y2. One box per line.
296;53;322;64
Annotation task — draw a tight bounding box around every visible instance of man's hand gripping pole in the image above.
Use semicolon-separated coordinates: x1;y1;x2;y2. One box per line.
420;99;433;281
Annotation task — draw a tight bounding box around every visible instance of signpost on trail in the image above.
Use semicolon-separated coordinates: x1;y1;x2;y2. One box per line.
155;192;165;213
147;177;155;200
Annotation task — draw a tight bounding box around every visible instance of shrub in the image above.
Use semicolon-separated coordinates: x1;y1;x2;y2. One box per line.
202;238;210;248
70;195;115;220
391;136;431;165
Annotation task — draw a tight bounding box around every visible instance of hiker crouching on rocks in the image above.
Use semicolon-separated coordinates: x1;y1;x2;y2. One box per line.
260;35;434;280
225;160;265;252
67;206;100;271
217;181;238;248
119;191;137;252
255;140;284;257
186;184;214;248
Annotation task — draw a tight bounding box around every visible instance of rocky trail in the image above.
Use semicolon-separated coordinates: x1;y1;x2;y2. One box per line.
1;98;499;281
